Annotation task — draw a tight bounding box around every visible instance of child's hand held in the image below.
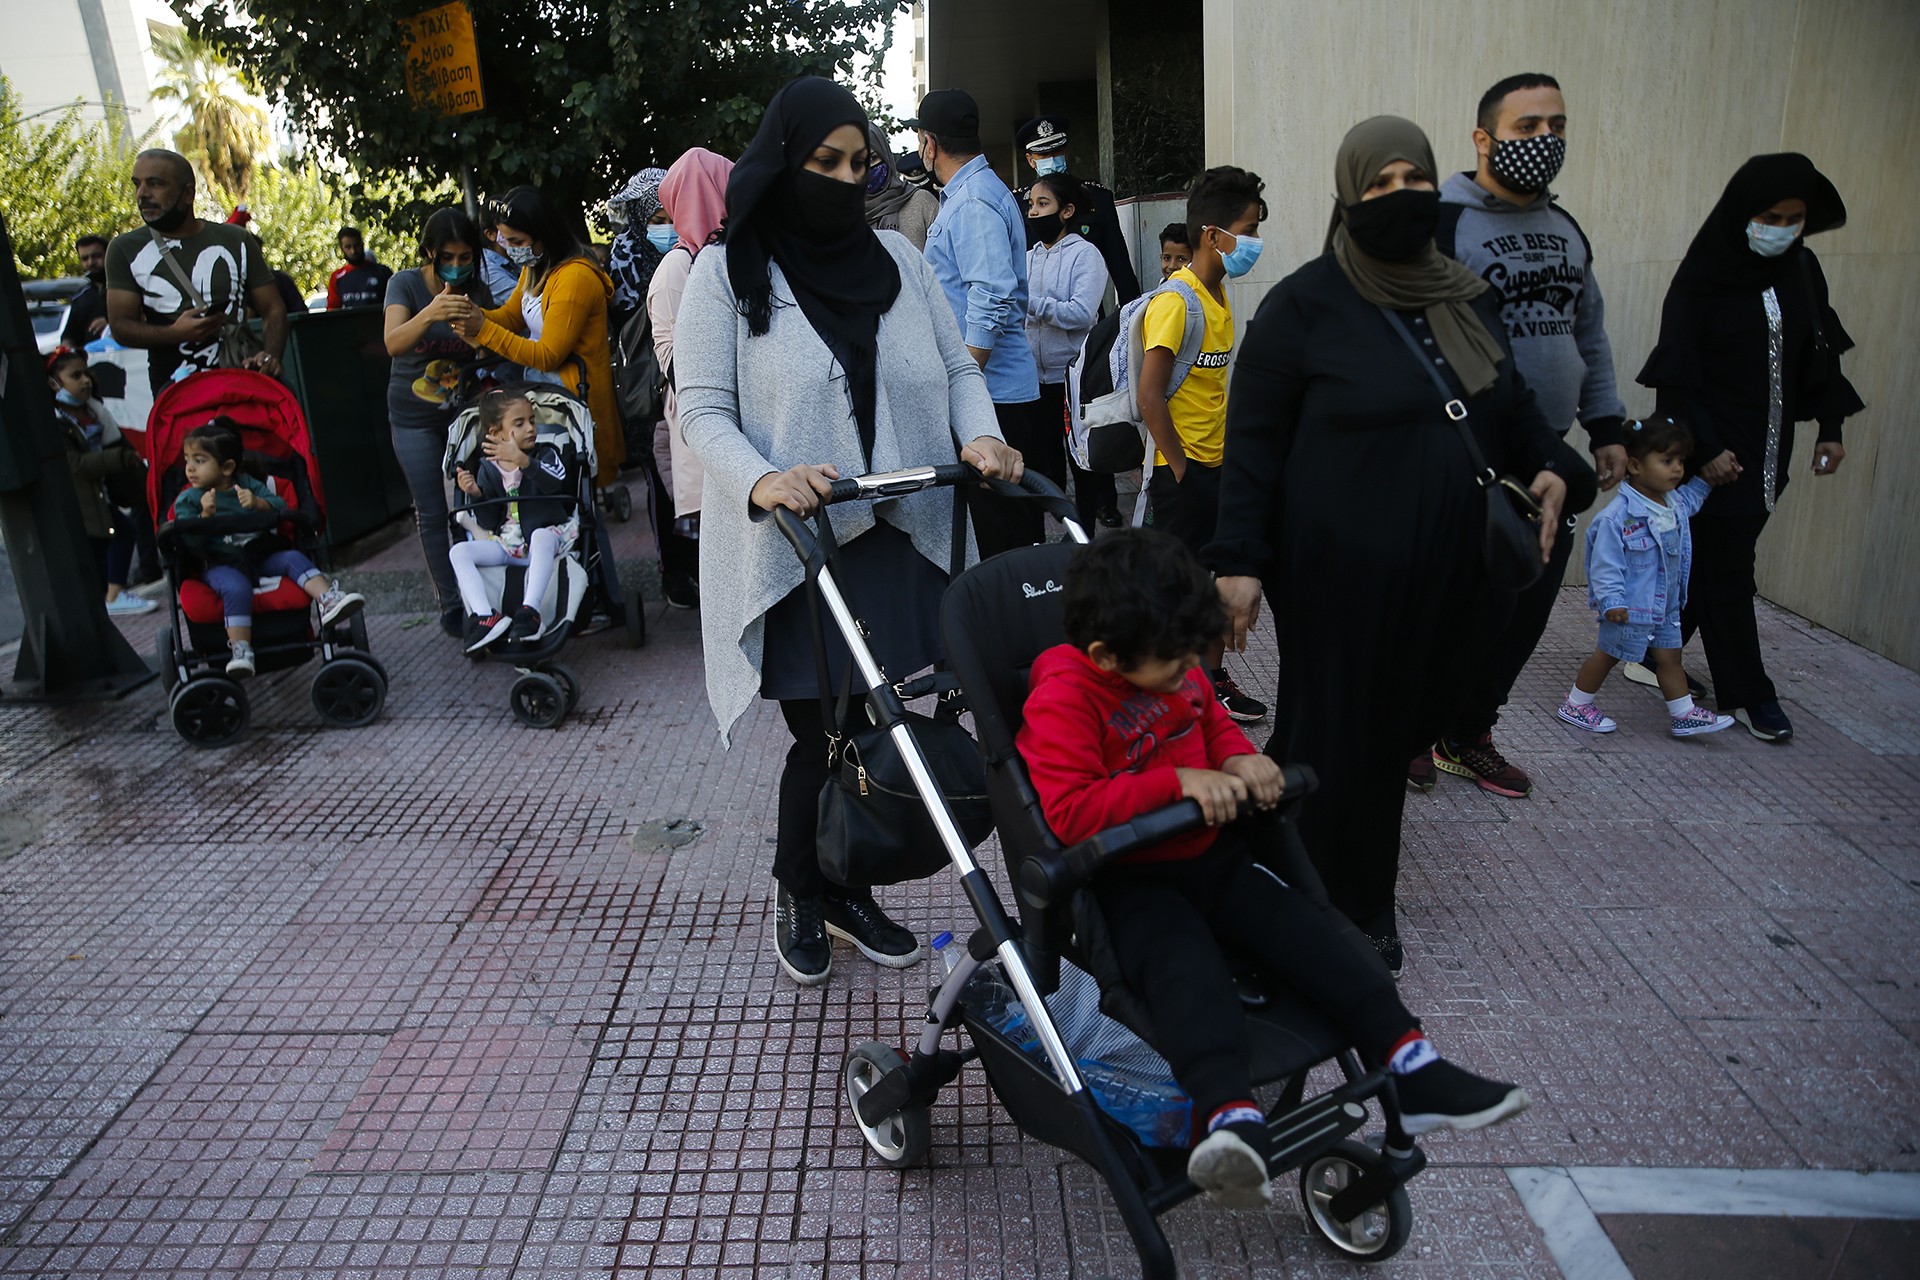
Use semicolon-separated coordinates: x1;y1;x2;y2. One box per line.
199;488;218;516
1604;607;1629;623
1221;754;1285;807
1176;767;1247;826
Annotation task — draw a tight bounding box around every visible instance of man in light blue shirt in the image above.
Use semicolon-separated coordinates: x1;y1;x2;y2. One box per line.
913;89;1050;556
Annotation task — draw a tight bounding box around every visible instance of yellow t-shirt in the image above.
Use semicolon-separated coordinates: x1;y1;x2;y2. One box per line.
1141;267;1233;466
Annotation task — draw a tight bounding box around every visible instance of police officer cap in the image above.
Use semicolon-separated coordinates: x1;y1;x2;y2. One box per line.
1016;116;1069;155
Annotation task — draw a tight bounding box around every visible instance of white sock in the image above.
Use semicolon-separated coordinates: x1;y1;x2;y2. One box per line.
1666;695;1694;717
1567;686;1596;707
1387;1032;1440;1076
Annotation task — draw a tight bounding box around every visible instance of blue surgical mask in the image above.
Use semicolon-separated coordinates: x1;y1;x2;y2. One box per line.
437;262;475;284
1746;220;1800;258
1035;154;1067;177
503;242;539;267
1218;231;1264;278
54;387;85;407
645;223;677;252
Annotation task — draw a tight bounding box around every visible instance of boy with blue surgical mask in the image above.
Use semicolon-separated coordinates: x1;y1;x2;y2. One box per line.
1140;165;1268;723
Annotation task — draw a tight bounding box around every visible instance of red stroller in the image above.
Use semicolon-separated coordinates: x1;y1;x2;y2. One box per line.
143;369;387;747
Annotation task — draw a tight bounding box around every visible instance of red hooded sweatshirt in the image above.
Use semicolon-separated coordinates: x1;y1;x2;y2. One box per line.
1017;643;1256;865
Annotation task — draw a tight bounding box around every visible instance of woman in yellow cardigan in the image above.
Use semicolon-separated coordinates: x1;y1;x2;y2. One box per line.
468;186;626;486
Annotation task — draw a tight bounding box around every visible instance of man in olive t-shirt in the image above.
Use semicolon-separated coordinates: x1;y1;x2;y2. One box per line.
104;149;286;394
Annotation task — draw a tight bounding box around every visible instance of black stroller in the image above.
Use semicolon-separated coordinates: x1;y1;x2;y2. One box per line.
443;385;645;728
775;467;1428;1278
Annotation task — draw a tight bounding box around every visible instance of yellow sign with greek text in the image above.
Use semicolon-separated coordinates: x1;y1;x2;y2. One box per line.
401;2;485;117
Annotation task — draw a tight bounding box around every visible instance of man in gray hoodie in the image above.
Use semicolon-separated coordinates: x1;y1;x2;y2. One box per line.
1415;73;1625;799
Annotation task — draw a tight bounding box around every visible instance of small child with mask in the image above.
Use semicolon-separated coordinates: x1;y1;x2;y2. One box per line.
47;347;156;616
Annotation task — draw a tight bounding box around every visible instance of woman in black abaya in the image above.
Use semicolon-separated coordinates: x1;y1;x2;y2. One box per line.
1207;117;1594;974
1638;154;1861;744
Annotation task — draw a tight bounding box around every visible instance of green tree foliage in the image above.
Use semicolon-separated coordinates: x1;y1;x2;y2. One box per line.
0;77;150;279
150;25;274;196
204;165;412;298
179;0;907;230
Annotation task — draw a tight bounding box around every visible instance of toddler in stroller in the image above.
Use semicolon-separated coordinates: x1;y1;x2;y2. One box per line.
451;388;580;653
171;418;364;677
1018;529;1529;1209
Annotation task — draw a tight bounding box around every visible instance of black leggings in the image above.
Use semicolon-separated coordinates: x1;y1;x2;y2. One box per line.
1094;826;1414;1119
775;699;833;898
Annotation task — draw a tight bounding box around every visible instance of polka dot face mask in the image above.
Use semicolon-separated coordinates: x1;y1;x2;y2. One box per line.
1488;132;1567;196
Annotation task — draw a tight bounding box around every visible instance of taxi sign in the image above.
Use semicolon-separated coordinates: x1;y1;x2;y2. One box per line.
401;1;486;117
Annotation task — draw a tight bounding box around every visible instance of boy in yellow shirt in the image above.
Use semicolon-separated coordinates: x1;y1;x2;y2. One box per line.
1138;166;1267;721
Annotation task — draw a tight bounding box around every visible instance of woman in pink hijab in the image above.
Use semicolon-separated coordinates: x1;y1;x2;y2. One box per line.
646;147;736;610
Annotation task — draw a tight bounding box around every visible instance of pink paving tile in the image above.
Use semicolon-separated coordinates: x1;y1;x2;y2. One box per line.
313;1021;594;1174
1590;906;1873;1021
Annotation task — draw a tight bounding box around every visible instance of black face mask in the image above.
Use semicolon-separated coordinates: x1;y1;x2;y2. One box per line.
790;168;868;241
145;192;191;235
1027;211;1066;245
1343;188;1440;262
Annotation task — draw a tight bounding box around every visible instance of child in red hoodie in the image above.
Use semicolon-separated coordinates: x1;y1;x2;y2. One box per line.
1018;530;1528;1209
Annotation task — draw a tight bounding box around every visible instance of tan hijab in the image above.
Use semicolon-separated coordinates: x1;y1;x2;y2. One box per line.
1327;115;1505;396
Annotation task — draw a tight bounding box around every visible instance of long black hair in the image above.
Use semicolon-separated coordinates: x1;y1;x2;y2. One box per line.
495;185;586;288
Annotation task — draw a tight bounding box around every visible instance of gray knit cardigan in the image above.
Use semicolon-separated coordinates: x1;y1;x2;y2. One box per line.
676;230;1003;745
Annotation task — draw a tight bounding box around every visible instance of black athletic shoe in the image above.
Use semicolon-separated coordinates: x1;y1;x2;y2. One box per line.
439;604;465;639
823;891;921;967
1370;932;1405;981
1734;699;1794;743
1096;507;1124;529
1212;669;1268;723
506;605;543;642
774;884;832;986
1395;1060;1531;1136
664;572;699;610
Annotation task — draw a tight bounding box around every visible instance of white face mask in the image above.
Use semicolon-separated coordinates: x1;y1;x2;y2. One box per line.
1746;220;1801;258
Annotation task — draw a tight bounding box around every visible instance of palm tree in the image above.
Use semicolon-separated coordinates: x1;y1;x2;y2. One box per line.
149;25;272;197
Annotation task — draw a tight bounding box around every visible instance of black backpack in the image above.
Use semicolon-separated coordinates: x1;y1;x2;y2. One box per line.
609;304;665;427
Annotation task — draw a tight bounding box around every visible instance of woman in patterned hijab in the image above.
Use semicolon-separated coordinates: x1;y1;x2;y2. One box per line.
606;166;669;325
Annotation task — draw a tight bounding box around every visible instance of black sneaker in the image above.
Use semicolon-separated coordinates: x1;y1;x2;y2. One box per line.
439;604;465;639
1734;699;1793;743
1187;1120;1272;1209
1370;932;1405;981
1211;669;1268;723
823;891;921;968
1394;1060;1531;1136
465;612;513;655
1096;507;1124;529
663;572;699;610
774;884;832;986
506;605;543;642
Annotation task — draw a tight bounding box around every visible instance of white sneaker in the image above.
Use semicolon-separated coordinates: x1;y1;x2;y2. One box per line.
318;588;365;626
226;641;256;678
1187;1126;1272;1210
105;594;158;616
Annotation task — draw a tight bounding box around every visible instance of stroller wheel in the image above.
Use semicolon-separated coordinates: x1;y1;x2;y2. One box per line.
844;1042;930;1169
605;485;633;522
170;676;249;748
154;625;182;693
1299;1139;1413;1261
547;663;582;714
624;593;647;648
311;656;387;729
509;672;569;729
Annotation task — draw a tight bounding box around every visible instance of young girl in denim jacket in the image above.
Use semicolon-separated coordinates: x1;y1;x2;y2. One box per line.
1558;417;1733;737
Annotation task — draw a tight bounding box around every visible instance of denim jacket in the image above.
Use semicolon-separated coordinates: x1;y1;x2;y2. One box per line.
1585;477;1710;624
924;155;1040;403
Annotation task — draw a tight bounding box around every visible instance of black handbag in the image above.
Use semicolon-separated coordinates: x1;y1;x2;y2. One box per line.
1382;308;1544;592
805;493;993;888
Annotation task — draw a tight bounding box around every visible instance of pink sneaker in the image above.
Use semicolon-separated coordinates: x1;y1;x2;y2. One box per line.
1555;698;1616;733
1671;705;1735;737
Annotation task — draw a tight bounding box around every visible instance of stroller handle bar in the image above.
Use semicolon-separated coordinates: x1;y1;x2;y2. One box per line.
1018;766;1320;911
771;465;1087;563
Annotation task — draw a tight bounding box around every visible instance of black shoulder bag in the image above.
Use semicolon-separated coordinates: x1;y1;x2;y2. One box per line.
1381;308;1544;592
807;487;994;887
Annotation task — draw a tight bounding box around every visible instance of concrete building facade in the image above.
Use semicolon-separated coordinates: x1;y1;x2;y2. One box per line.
0;0;177;142
931;0;1920;671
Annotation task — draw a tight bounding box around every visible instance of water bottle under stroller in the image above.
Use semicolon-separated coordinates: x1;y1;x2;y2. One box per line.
963;953;1191;1147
